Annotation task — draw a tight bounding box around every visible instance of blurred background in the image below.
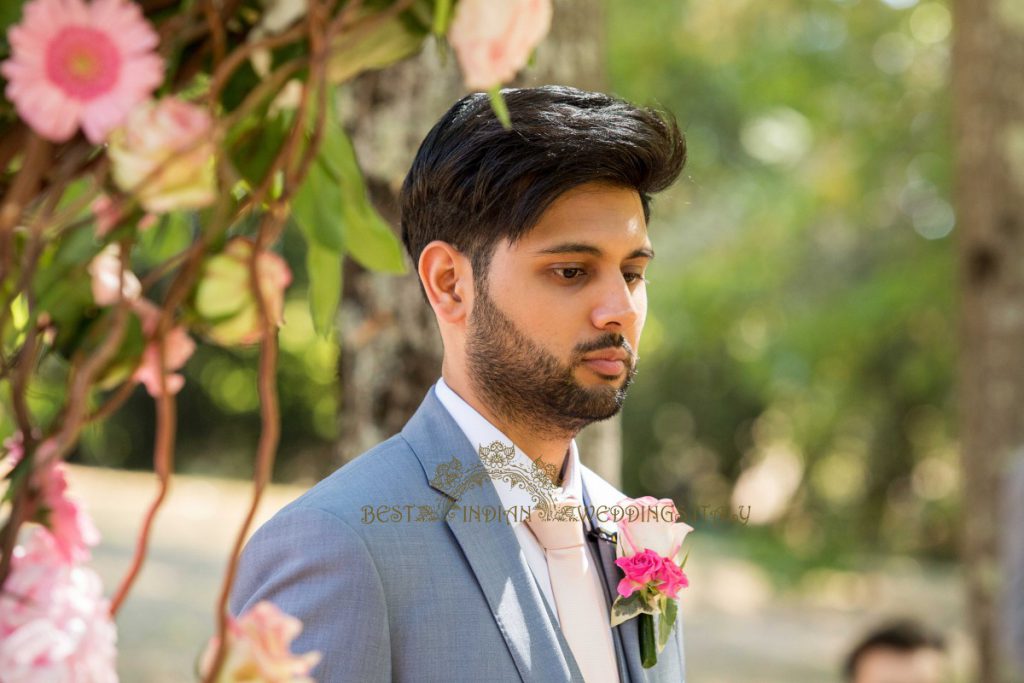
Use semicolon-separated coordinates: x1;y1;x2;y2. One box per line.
20;0;1015;680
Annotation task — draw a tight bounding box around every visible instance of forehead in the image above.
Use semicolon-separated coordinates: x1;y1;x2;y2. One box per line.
515;182;649;250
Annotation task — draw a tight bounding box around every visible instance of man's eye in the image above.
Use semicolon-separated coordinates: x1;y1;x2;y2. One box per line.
624;272;647;284
554;267;586;280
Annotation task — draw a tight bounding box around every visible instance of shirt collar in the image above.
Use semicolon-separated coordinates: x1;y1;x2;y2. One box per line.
434;376;583;512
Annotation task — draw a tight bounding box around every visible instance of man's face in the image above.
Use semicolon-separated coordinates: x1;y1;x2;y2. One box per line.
853;647;948;683
465;182;651;436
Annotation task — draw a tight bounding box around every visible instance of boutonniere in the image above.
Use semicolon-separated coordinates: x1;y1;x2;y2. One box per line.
609;496;693;669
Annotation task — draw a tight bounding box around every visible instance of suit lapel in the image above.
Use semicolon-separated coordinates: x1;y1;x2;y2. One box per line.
582;475;647;683
402;387;585;683
585;531;631;683
593;533;647;683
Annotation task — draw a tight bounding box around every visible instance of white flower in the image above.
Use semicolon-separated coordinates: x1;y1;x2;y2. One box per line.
614;496;693;564
88;243;141;306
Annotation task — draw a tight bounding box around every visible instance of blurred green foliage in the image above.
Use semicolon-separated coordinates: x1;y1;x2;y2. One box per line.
69;222;341;484
608;0;957;577
0;213;341;482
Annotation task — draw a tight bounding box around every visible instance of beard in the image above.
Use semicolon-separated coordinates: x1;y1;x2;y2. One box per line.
465;281;638;439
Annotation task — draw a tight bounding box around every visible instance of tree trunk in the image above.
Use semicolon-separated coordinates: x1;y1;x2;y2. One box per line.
334;0;621;488
952;0;1024;680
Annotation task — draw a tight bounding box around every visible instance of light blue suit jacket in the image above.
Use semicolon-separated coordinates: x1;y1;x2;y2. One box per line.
230;385;686;682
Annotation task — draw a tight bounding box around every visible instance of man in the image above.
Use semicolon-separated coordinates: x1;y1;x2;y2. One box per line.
230;85;687;682
843;618;950;683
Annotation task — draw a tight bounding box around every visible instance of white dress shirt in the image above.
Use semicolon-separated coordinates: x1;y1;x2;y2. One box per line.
434;377;607;628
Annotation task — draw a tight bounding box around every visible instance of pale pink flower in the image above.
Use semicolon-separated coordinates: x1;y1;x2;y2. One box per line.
447;0;552;90
615;495;693;565
1;0;164;143
91;195;123;238
138;212;159;230
35;454;102;564
88;242;142;306
1;431;26;480
0;434;100;564
108;96;217;213
194;237;293;346
0;527;118;681
131;298;197;397
200;601;322;682
92;195;160;238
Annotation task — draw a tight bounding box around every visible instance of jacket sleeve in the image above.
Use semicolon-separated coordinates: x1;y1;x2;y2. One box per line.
229;504;392;682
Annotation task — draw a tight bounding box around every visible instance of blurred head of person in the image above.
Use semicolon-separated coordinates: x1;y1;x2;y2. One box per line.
400;85;686;437
843;618;949;683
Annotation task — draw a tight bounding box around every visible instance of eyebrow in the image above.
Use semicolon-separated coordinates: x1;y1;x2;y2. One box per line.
533;242;655;260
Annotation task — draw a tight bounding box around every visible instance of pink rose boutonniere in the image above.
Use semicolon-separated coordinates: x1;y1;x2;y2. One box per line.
610;496;693;669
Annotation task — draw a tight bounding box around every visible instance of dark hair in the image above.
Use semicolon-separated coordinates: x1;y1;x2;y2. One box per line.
843;618;947;681
399;85;686;297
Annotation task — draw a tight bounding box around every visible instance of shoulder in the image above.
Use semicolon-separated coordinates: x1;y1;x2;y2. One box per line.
232;434;434;605
261;432;435;533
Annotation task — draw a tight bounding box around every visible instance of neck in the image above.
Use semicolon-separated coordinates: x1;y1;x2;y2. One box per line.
442;368;573;488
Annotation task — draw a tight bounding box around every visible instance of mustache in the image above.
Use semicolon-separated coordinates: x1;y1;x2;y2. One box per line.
574;334;635;363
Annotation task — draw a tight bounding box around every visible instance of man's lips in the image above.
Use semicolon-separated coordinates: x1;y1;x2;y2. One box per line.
583;358;625;375
581;349;630;376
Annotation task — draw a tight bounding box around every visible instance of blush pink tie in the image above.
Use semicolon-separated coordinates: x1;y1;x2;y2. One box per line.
526;495;621;683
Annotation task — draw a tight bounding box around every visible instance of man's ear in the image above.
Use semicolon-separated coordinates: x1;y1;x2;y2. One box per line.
418;240;472;324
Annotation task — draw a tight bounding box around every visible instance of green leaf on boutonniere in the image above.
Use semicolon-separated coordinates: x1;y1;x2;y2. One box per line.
679;549;690;570
610;590;658;627
609;592;644;628
656;595;679;653
640;613;657;668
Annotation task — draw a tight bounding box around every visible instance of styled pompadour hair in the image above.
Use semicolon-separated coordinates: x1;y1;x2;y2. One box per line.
399;85;686;294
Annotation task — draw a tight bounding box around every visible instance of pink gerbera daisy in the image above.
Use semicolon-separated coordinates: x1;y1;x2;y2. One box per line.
1;0;164;143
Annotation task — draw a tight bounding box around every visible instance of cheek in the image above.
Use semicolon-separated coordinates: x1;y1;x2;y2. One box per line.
635;288;648;315
503;291;572;346
634;294;648;330
632;298;648;356
519;302;586;362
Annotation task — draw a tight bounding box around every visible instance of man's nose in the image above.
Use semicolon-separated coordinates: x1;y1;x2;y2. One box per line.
590;275;641;330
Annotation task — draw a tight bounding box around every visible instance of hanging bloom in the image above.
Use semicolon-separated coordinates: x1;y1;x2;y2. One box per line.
447;0;552;90
1;431;26;480
88;242;142;306
108;97;217;213
92;194;161;239
0;0;164;143
254;0;308;37
131;298;197;398
91;195;124;238
200;601;321;683
194;237;293;347
35;448;103;565
0;527;118;681
0;434;101;564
